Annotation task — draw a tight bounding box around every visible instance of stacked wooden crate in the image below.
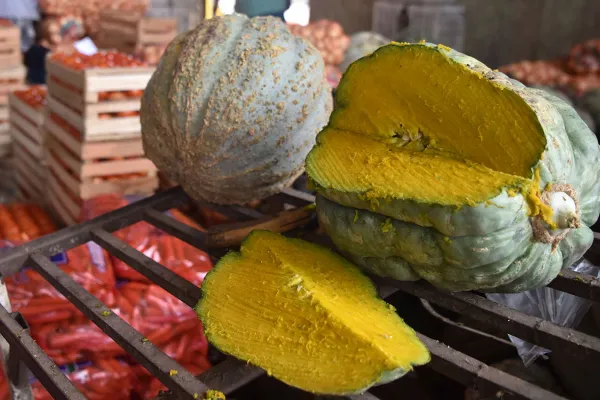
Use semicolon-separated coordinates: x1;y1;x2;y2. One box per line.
8;86;48;200
96;10;178;65
0;22;26;157
45;52;158;225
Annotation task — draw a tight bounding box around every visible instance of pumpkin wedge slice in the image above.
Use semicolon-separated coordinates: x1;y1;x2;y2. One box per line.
195;230;430;395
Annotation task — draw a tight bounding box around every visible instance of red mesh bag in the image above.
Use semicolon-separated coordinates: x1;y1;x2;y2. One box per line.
1;204;116;329
82;194;212;282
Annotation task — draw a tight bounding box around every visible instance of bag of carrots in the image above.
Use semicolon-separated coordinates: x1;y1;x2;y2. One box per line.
81;194;212;282
132;361;211;400
31;359;134;400
1;204;117;329
33;281;211;366
0;358;134;400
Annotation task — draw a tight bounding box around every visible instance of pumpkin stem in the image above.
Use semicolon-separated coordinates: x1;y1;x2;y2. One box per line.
531;184;580;247
548;191;579;231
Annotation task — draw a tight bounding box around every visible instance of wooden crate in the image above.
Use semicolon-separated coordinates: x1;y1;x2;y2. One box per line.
8;92;46;160
45;112;147;160
13;141;45;200
46;57;154;103
0;65;26;104
47;95;142;140
45;58;153;141
0;25;21;68
46;133;157;226
98;10;178;46
48;134;157;190
0;119;9;158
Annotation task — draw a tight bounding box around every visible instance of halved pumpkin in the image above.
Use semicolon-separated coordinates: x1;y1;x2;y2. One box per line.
307;43;600;292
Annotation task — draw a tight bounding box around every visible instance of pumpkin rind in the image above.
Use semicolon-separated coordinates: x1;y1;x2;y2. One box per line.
141;14;332;205
309;43;600;292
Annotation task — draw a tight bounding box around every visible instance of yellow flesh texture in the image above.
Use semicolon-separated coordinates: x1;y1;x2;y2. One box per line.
307;129;529;207
311;44;547;208
199;231;430;394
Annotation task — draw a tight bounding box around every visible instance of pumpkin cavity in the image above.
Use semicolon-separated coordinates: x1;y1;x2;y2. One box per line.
196;230;430;395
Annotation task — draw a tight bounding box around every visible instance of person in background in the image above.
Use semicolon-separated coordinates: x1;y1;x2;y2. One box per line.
217;0;310;24
0;0;38;52
234;0;290;19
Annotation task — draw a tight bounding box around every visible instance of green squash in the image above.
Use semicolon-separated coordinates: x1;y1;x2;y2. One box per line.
141;14;332;205
306;43;600;293
340;31;390;73
195;230;430;395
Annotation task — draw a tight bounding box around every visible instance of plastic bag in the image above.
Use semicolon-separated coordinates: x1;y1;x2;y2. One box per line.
486;258;600;366
1;203;117;329
82;194;212;282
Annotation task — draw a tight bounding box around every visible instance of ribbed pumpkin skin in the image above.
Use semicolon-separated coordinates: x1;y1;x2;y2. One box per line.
340;32;390;73
313;44;600;293
141;14;332;205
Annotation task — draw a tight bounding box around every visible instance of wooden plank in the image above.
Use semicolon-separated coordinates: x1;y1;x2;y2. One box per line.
78;175;158;200
48;182;78;226
13;143;45;187
45;59;85;90
0;65;25;80
15;165;44;201
11;123;43;159
48;153;80;198
10;112;43;144
0;52;22;68
46;85;141;117
48;172;80;224
8;93;45;126
45;116;144;160
0;106;7;120
47;96;142;139
46;58;154;102
80;157;156;178
48;149;157;200
84;70;153;93
49;134;156;179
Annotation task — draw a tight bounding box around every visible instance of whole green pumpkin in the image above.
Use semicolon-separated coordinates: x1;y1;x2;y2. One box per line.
340;31;390;73
307;43;600;293
141;14;332;205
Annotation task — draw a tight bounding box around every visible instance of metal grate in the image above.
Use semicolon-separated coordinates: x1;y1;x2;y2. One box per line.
0;185;599;399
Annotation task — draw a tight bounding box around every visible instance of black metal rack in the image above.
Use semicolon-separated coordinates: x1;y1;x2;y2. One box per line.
0;186;599;399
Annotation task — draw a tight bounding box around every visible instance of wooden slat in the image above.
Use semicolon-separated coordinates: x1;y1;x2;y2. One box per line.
47;96;142;140
48;173;80;225
8;93;45;126
48;134;156;178
45;116;144;160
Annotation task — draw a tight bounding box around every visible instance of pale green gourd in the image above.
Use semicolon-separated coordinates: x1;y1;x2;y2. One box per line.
308;43;600;293
141;14;332;205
